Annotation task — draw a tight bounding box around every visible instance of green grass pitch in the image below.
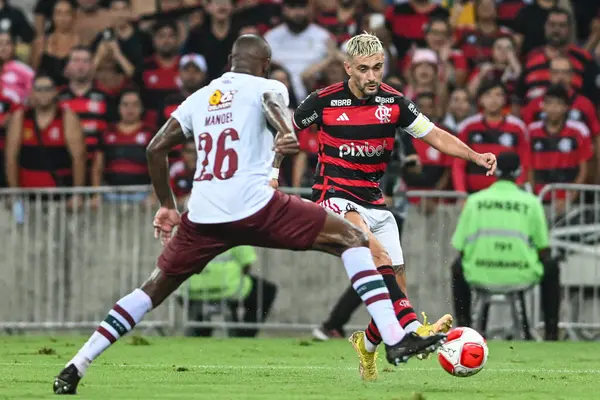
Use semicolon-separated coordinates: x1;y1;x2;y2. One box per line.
0;336;597;399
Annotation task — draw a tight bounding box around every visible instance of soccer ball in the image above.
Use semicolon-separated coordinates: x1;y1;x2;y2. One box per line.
437;327;488;377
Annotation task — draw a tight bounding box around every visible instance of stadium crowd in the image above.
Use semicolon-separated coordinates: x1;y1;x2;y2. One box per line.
1;0;600;210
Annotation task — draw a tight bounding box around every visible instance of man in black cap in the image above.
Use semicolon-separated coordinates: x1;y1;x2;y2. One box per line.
451;152;560;340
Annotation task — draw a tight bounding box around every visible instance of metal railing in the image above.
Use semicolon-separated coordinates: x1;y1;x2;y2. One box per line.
0;185;598;340
533;184;600;340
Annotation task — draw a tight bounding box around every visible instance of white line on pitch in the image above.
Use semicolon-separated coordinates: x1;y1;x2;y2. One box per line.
2;362;599;374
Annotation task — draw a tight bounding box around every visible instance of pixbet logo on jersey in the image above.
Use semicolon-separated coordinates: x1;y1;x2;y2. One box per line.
339;141;388;158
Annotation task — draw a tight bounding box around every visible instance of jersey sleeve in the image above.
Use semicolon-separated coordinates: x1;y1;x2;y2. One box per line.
396;96;435;138
261;79;290;107
292;91;322;132
170;94;195;138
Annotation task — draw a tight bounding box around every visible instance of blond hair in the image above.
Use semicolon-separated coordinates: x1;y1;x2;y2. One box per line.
345;32;384;59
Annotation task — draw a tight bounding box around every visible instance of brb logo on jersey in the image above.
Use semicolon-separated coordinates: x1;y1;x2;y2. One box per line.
375;105;392;123
208;89;237;111
339;141;388;158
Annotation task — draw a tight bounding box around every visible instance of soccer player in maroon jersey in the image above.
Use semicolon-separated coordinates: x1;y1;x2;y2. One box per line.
528;84;593;214
53;35;448;395
280;33;497;381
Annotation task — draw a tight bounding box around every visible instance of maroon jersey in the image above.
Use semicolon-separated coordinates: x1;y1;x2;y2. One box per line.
292;81;432;208
19;108;71;188
169;160;194;199
100;124;154;186
58;86;108;159
455;26;513;70
141;56;180;128
521;91;600;137
453;114;530;193
528;120;593;198
519;45;592;103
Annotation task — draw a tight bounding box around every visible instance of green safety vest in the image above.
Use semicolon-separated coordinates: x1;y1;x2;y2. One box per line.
451;181;549;286
185;246;256;301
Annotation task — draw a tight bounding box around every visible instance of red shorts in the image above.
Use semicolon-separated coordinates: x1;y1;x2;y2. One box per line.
157;190;328;276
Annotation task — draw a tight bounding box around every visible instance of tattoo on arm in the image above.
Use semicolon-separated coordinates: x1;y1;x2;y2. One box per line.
146;118;188;209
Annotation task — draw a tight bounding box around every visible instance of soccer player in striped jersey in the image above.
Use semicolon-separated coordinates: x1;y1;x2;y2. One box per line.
274;33;497;381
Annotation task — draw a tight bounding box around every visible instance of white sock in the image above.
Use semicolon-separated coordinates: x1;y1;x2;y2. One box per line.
69;289;153;375
364;337;378;353
404;321;422;334
341;247;405;346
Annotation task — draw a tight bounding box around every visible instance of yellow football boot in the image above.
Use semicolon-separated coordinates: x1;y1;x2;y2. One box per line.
348;331;378;381
415;312;453;360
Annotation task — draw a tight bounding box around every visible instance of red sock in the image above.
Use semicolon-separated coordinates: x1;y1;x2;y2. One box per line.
364;266;418;346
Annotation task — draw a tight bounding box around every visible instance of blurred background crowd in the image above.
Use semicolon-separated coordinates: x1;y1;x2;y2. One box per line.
1;0;600;209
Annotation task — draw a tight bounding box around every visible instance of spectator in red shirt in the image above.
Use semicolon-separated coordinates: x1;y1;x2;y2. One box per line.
404;92;452;214
141;20;181;129
385;0;449;59
455;0;513;70
453;79;530;194
517;7;599;105
93;89;155;203
315;0;361;45
169;138;196;208
291;127;319;191
521;56;600;138
467;36;521;112
528;85;593;213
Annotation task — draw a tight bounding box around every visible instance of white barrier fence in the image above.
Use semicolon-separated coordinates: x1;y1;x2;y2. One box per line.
534;184;600;340
0;185;598;340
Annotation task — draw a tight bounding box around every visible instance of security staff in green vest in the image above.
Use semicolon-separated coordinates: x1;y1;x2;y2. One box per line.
184;246;278;337
451;152;560;340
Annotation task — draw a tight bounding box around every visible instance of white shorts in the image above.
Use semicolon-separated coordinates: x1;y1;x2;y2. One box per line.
318;197;404;266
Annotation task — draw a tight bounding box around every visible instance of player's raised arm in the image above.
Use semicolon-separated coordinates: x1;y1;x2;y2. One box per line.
397;96;497;176
146;118;188;210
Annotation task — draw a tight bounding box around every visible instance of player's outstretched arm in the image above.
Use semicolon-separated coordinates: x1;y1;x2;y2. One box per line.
422;126;497;176
146;118;188;209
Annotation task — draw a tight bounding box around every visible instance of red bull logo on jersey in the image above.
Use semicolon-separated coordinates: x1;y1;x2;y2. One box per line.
338;141;388;158
208;89;237;111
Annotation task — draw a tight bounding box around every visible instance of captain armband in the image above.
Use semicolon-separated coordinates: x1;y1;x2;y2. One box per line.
404;113;434;139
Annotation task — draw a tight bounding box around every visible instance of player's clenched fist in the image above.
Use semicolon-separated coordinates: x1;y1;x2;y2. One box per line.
153;207;181;246
273;132;299;155
472;152;497;176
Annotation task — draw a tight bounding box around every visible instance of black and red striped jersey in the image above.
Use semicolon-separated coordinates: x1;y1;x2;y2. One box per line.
521;91;600;137
528;120;594;198
518;45;594;103
58;85;108;159
99;124;154;186
292;81;435;208
452;114;530;193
